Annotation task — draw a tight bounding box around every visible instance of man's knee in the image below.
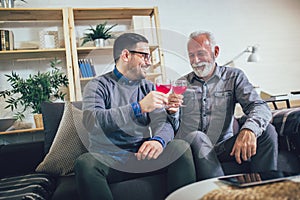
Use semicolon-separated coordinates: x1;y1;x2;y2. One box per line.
75;152;110;178
260;123;278;146
168;139;191;153
257;123;278;158
75;153;93;173
166;139;194;162
178;130;212;146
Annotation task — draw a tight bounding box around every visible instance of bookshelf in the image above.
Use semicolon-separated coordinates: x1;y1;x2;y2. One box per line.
68;7;166;101
0;7;166;104
0;8;75;101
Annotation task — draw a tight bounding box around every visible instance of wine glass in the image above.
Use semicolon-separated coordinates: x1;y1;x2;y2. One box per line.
155;79;172;108
155;79;172;94
172;80;188;95
172;79;188;107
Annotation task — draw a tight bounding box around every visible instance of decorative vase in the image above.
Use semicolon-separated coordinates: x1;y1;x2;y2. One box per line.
1;0;14;8
34;114;44;128
94;39;105;47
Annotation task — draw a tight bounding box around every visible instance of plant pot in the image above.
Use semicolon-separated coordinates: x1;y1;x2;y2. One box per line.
34;114;44;128
94;39;105;47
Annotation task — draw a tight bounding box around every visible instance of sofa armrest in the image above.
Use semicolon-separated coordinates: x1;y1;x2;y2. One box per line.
271;108;300;154
0;141;44;178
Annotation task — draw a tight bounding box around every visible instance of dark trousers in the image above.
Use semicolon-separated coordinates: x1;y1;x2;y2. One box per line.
217;123;278;172
179;123;278;181
74;139;196;200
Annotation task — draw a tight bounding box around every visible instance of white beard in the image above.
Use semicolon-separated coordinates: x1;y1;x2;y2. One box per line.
192;62;214;78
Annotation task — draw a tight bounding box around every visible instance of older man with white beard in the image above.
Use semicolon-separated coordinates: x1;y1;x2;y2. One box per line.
167;31;278;180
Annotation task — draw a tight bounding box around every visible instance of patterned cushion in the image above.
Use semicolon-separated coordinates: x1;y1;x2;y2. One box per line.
36;102;89;176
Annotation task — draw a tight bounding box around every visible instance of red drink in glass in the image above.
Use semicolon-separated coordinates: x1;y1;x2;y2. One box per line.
156;84;172;94
173;85;187;94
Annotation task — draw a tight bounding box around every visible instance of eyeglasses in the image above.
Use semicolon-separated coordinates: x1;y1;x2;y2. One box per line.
129;50;151;61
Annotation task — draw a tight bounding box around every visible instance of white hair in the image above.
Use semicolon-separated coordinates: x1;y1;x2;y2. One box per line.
188;31;216;52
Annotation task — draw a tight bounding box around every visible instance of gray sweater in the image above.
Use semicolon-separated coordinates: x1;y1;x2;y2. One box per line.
82;70;174;162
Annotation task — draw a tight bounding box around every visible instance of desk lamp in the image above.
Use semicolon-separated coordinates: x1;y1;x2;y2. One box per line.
223;45;259;67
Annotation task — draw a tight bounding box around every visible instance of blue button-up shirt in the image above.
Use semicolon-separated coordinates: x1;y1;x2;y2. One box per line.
170;64;272;145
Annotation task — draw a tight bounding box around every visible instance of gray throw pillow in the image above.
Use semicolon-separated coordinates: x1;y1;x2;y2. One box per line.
36;102;89;176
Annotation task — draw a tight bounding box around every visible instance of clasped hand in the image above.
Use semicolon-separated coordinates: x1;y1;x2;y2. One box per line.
166;93;184;114
139;91;168;113
139;91;184;114
135;140;163;160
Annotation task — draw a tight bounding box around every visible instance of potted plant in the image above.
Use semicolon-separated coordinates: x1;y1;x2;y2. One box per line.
81;21;117;47
0;58;69;127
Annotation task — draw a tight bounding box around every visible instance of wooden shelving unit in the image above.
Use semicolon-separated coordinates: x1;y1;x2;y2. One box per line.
0;8;64;21
71;8;155;20
0;7;166;102
68;7;165;101
0;48;66;60
0;127;43;135
0;8;75;100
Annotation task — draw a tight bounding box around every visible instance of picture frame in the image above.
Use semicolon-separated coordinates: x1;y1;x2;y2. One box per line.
39;31;59;49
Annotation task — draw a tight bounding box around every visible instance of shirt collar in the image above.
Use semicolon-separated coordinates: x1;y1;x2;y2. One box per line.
113;66;141;85
113;66;123;80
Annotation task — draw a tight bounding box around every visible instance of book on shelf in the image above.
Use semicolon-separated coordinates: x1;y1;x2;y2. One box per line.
0;30;6;50
78;59;87;78
84;59;94;77
87;59;96;77
78;59;96;78
0;29;14;51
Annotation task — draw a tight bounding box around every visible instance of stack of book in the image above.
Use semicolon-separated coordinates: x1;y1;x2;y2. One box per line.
78;59;96;78
0;30;14;51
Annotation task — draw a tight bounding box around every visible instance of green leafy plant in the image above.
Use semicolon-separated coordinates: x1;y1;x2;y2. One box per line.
0;58;69;120
81;21;117;46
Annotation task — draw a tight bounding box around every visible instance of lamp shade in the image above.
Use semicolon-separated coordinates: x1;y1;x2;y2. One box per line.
247;52;259;62
223;45;260;66
247;46;259;62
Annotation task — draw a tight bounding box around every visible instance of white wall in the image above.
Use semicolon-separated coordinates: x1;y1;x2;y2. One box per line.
11;0;300;94
157;0;300;95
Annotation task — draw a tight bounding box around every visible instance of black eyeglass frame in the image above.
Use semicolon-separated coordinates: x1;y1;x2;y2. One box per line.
128;50;151;61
